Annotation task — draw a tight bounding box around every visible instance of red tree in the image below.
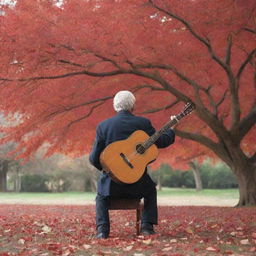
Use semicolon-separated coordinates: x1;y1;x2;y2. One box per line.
0;0;255;206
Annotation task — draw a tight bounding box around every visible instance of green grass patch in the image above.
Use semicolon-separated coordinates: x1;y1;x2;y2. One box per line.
158;187;239;198
0;188;239;201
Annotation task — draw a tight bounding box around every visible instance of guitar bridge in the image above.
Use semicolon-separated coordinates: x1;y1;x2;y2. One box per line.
120;153;134;169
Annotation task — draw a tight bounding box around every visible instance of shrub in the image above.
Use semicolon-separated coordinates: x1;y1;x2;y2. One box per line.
149;160;238;189
21;174;50;192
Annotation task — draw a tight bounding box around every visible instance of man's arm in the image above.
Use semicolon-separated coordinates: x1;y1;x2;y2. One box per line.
89;125;105;170
144;119;175;148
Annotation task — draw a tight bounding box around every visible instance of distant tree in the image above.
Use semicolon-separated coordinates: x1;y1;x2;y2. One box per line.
189;161;203;191
0;142;18;192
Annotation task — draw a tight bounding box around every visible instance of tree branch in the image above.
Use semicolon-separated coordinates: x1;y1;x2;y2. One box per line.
0;67;128;82
132;83;165;92
133;63;204;91
66;102;105;130
242;27;256;34
235;103;256;141
148;0;231;74
148;0;241;124
236;49;256;81
175;129;232;165
45;96;113;120
130;68;190;102
225;35;232;65
140;100;179;114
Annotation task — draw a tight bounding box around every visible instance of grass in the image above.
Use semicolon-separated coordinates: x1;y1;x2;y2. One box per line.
0;188;239;206
157;187;239;198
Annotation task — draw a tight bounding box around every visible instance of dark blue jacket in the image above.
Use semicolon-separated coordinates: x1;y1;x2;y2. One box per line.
89;110;175;196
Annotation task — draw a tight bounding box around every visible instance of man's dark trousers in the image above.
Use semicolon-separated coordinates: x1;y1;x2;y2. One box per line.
96;180;158;230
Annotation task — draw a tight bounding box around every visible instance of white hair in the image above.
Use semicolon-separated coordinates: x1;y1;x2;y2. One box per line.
113;90;136;112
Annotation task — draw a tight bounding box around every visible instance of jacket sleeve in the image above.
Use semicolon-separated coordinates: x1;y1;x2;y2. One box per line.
144;119;175;148
89;125;105;170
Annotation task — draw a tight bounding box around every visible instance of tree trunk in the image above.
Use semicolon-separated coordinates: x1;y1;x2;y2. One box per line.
13;166;21;192
157;173;162;191
0;160;9;192
189;161;203;191
235;163;256;207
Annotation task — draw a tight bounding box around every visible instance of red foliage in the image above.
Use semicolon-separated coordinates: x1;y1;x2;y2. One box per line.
0;204;255;255
0;0;255;169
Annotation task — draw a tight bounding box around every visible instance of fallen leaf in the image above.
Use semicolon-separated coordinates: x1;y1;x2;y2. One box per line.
206;247;217;252
249;247;256;252
83;244;92;249
185;227;194;234
142;239;152;245
42;225;52;233
123;246;133;251
62;250;71;256
18;239;25;245
230;231;236;237
162;246;173;251
240;239;250;245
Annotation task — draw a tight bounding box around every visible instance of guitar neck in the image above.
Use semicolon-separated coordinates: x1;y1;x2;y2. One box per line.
143;112;185;150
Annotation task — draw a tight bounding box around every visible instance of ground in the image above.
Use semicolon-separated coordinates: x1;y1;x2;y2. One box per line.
0;204;255;256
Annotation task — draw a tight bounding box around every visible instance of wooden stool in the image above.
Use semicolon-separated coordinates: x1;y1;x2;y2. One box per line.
109;198;143;235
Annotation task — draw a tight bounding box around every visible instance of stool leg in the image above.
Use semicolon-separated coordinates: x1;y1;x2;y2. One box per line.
136;208;141;235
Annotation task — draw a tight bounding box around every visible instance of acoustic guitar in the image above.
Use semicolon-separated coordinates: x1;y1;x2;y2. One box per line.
100;102;196;184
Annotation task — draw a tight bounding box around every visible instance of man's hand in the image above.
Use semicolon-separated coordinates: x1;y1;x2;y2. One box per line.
170;115;179;128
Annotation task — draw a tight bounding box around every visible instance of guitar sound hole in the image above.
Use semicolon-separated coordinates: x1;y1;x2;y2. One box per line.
136;144;146;154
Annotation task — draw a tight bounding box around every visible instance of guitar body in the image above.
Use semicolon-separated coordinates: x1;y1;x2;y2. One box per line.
100;130;158;184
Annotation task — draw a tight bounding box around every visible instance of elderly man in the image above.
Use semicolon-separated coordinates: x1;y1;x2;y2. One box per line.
89;90;176;239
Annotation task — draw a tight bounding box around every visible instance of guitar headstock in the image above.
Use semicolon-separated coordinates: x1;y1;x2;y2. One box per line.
182;102;196;116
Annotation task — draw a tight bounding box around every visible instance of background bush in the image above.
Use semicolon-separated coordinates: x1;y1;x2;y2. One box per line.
21;174;50;192
149;160;238;189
